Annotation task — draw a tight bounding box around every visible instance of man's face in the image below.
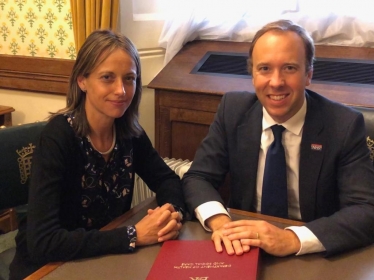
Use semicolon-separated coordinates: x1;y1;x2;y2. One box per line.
251;31;313;123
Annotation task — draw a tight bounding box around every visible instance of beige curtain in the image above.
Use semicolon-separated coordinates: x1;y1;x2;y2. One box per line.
70;0;119;52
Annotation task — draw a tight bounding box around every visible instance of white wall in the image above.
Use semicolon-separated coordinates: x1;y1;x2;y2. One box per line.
0;90;65;125
0;84;158;144
119;0;166;143
0;0;165;145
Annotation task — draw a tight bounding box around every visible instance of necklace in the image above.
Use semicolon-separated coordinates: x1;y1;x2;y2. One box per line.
87;126;116;155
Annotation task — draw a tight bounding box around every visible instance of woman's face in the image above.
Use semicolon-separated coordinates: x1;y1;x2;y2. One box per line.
77;48;137;124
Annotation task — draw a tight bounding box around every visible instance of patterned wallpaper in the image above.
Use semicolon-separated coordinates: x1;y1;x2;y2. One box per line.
0;0;75;59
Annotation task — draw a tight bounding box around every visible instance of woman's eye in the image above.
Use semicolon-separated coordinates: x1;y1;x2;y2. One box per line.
124;76;136;83
101;75;111;80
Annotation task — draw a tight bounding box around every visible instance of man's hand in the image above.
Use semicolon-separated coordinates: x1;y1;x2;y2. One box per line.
222;220;301;256
206;214;251;256
135;203;182;246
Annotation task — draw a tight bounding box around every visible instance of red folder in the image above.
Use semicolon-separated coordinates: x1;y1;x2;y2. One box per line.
146;240;260;280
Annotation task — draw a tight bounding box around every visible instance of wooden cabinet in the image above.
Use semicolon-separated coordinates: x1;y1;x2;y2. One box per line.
155;90;219;161
0;105;15;127
149;40;253;160
149;40;374;161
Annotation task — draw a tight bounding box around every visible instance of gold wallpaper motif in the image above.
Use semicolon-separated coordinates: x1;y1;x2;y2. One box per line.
0;0;75;59
366;136;374;162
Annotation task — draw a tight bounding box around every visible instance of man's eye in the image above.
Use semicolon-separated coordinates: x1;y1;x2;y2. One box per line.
258;66;269;72
284;66;297;72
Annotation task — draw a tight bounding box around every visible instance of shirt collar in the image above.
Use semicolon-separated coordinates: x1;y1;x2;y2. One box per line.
262;95;306;136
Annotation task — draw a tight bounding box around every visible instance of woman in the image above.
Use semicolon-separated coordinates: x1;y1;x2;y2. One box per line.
9;30;185;279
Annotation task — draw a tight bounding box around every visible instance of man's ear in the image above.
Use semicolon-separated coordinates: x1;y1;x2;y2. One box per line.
305;69;313;86
77;75;86;92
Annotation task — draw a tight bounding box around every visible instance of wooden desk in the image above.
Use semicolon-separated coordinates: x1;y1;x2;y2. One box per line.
27;197;374;280
0;105;14;127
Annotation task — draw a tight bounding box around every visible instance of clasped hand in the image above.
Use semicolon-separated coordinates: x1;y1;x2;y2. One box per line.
208;215;300;256
135;203;182;246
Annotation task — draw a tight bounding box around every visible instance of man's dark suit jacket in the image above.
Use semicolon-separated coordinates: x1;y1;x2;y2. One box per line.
183;89;374;256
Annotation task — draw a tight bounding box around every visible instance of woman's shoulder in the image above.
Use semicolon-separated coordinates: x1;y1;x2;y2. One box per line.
42;114;75;140
130;129;150;146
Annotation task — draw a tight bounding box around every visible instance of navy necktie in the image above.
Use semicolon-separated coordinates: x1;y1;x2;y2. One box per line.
261;125;288;218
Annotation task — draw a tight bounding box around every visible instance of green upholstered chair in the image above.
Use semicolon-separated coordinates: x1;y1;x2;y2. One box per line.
0;121;46;280
352;107;374;164
0;121;46;214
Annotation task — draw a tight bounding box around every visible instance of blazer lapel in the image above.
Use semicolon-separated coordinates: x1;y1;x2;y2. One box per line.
299;92;326;222
236;102;263;211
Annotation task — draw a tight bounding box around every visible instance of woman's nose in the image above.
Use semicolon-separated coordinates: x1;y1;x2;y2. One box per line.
115;80;126;95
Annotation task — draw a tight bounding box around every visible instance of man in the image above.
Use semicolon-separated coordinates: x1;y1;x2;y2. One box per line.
182;19;374;257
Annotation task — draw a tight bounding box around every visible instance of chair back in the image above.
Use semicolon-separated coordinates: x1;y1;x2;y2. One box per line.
0;122;46;211
351;106;374;164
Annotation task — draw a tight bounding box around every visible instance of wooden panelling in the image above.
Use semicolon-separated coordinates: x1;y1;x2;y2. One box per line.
169;107;215;126
157;90;222;112
0;55;74;95
314;45;374;60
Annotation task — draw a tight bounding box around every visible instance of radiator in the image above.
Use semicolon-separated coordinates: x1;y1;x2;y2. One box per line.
131;158;192;207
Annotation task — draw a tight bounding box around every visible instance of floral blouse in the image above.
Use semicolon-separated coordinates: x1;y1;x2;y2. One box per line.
67;115;134;230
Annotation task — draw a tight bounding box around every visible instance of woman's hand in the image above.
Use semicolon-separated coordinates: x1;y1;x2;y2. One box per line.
135;203;182;246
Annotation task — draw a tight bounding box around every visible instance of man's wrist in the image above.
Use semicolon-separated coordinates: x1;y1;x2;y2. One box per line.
284;228;301;255
206;214;232;231
286;226;326;255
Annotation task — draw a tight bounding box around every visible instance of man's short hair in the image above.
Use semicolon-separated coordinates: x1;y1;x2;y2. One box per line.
247;20;315;75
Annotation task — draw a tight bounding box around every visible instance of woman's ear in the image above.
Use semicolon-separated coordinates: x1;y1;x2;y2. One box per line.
77;75;86;92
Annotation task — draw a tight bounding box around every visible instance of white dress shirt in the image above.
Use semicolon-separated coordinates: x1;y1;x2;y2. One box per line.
195;96;326;255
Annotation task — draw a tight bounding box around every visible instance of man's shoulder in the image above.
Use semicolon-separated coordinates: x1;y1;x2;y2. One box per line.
306;89;360;117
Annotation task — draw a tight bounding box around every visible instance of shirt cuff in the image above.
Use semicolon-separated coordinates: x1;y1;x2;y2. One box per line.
195;201;230;231
286;226;326;255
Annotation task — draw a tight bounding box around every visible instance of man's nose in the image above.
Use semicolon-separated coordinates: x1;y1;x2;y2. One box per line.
269;70;285;87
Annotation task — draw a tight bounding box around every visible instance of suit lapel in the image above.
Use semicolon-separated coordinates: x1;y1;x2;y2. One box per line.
237;102;263;211
299;92;325;222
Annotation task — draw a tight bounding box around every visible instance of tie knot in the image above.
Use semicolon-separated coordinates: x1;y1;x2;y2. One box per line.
271;125;285;141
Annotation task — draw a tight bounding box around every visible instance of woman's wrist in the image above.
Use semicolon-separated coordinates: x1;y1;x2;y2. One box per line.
126;225;137;252
172;204;185;221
